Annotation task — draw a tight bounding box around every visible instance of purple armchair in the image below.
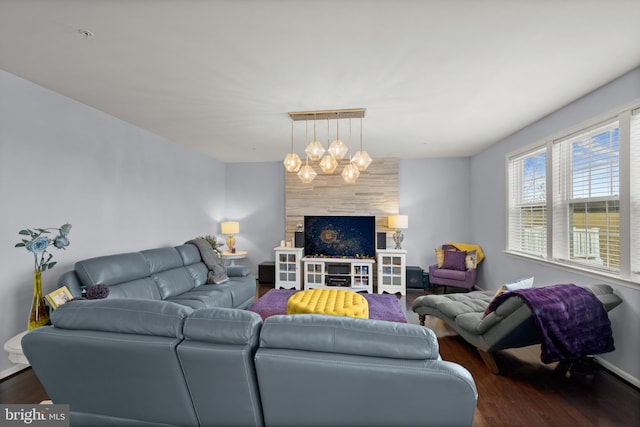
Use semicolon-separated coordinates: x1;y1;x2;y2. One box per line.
429;264;477;292
428;244;479;292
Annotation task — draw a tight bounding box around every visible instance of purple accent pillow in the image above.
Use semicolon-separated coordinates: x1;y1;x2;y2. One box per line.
441;250;466;271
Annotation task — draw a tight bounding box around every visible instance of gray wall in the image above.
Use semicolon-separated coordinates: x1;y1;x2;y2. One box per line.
0;70;227;377
470;67;640;384
398;158;473;272
225;161;285;272
1;64;638;385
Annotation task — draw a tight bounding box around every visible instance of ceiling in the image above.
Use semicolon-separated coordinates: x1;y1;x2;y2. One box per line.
1;1;639;163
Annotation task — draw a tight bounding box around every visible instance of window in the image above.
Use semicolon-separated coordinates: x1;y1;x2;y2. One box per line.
553;121;620;270
508;148;547;256
631;109;640;279
507;104;640;284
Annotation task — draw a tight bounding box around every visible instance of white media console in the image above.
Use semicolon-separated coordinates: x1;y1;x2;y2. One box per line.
302;257;375;293
273;248;407;294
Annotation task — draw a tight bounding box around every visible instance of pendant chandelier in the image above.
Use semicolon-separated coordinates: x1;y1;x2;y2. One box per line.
285;108;371;184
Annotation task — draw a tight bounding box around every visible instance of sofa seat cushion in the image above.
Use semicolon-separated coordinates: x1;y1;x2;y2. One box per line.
431;268;469;281
167;286;233;309
413;291;498;335
214;279;256;307
106;277;162;300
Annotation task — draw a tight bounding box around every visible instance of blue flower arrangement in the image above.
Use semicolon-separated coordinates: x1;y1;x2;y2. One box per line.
15;223;72;271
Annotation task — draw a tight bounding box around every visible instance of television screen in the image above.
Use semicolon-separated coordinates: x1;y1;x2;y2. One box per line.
304;215;376;259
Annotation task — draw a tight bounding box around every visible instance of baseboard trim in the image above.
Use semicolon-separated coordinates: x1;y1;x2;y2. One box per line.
595;356;640;389
0;363;29;381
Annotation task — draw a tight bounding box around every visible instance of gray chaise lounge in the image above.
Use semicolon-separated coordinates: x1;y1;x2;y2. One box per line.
411;284;622;373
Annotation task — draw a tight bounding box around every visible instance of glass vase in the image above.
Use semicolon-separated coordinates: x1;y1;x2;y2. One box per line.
28;269;49;330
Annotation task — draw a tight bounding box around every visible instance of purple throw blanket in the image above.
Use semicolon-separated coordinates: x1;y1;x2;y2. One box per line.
485;284;614;363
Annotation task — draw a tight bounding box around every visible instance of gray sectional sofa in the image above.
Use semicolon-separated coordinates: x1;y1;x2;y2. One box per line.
23;298;478;427
23;243;478;426
56;243;256;309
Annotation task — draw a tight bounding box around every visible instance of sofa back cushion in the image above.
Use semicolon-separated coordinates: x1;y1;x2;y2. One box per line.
51;298;193;338
152;267;199;299
259;314;439;360
255;315;477;427
75;252;150;287
66;244;213;302
25;299;200;427
178;308;264;427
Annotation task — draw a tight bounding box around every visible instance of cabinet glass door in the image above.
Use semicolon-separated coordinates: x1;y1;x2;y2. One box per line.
306;262;323;284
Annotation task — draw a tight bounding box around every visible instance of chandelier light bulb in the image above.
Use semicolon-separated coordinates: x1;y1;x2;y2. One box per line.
305;140;325;161
319;153;338;173
283;152;302;172
341;163;360;183
352;150;372;171
328;139;348;160
297;164;317;183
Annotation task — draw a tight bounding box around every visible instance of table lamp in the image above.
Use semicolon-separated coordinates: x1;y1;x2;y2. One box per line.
388;215;408;249
221;221;240;253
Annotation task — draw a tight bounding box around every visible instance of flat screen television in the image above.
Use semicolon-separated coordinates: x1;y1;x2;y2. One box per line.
304;215;376;259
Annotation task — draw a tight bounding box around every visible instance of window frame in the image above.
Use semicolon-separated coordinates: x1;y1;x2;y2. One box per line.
505;101;640;288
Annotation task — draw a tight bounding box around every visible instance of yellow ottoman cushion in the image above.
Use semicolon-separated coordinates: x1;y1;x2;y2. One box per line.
286;288;369;319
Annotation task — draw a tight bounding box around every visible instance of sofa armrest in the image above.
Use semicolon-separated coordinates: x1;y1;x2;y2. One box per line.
465;267;478;282
227;265;251;277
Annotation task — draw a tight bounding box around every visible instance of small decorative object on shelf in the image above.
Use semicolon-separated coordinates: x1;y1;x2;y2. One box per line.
15;223;72;330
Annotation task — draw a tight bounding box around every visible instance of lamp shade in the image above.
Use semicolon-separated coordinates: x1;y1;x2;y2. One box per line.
388;215;408;229
221;221;240;235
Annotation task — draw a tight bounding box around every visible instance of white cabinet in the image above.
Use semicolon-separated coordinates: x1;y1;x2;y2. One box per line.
302;257;374;293
274;247;304;290
377;249;407;295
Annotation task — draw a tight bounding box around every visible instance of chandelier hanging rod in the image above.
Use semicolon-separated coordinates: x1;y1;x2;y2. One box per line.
288;108;366;121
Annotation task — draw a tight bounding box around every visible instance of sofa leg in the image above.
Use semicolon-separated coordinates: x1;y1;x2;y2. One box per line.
418;314;426;326
478;350;500;374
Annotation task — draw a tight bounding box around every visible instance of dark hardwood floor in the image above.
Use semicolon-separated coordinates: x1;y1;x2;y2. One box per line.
2;284;638;427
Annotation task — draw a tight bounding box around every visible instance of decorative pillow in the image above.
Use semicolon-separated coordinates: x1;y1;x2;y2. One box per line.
484;277;535;318
492;276;534;298
435;248;445;268
441;249;466;271
86;284;110;300
503;276;534;291
465;250;478;269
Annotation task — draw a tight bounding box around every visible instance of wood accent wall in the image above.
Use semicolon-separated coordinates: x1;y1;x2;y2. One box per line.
284;158;399;242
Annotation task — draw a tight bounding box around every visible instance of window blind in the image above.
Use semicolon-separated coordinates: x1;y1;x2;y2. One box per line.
630;110;640;279
508;148;547;256
552;121;620;270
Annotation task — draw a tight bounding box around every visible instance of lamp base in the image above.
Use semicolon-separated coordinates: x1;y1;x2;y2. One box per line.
226;235;236;253
393;230;404;250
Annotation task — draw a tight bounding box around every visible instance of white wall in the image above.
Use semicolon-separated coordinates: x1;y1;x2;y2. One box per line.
0;70;227;377
470;67;640;384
